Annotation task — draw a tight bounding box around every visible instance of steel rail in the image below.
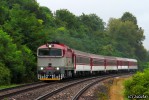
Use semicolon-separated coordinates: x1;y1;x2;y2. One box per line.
35;75;111;100
72;76;112;100
0;81;42;92
0;82;55;99
72;74;130;100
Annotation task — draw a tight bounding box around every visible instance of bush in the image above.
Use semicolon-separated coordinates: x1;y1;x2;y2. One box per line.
124;69;149;99
0;63;11;85
0;29;25;83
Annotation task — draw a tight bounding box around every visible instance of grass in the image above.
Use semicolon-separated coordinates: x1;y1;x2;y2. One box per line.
109;77;132;100
0;84;20;90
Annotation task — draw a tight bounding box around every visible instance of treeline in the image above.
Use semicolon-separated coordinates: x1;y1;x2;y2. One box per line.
0;0;149;85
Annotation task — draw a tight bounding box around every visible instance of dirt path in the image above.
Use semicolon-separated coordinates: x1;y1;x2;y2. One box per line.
109;76;130;100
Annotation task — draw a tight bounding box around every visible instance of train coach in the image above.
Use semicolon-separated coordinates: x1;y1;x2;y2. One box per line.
37;41;137;81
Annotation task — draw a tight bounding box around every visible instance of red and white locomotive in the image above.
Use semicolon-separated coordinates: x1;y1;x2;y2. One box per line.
37;41;137;80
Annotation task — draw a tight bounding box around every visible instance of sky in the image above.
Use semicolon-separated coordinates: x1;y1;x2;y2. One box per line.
36;0;149;50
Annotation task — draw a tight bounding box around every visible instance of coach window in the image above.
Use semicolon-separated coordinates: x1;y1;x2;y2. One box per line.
84;57;90;64
76;56;90;64
132;62;137;66
76;56;81;64
123;61;128;66
107;60;116;66
99;59;104;65
134;62;137;66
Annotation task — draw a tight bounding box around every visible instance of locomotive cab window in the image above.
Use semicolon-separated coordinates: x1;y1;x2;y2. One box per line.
38;48;62;56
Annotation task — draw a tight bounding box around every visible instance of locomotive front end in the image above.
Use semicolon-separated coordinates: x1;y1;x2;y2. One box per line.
37;42;66;80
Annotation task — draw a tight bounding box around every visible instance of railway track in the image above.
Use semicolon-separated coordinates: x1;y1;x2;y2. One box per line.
35;74;121;100
0;81;43;92
72;76;112;100
35;76;100;100
0;77;96;100
72;74;132;100
0;74;131;100
0;81;55;99
36;74;130;100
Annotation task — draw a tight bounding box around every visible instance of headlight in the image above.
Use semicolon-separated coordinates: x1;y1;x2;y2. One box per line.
48;44;52;48
41;67;43;70
56;67;59;70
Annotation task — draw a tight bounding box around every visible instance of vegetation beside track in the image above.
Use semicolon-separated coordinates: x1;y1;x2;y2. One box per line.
94;79;113;100
95;76;131;100
0;84;20;90
109;76;131;100
124;69;149;99
95;79;113;100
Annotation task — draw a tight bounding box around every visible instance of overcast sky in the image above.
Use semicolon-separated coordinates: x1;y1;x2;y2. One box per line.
36;0;149;50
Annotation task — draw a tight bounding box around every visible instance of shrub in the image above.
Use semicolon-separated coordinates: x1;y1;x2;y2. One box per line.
124;69;149;99
0;63;11;85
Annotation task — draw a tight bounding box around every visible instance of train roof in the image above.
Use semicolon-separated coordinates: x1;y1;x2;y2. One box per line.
116;57;137;62
90;54;104;59
104;56;117;60
72;49;137;62
127;58;137;62
37;42;138;62
116;57;128;61
73;49;90;57
73;50;104;59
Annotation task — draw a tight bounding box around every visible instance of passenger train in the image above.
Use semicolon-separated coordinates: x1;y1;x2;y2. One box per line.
37;41;138;80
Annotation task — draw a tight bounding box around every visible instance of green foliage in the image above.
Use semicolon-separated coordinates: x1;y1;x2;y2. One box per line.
0;84;19;90
124;69;149;98
55;9;79;29
20;45;36;82
0;29;25;83
80;13;105;32
0;63;11;85
121;12;137;25
106;17;147;61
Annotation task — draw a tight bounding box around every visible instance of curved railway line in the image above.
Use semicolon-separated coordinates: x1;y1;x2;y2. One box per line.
35;76;104;100
36;74;129;100
72;77;109;100
0;74;132;100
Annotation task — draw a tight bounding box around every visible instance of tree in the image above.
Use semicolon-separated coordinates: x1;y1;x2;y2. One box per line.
121;12;137;25
0;29;25;83
55;9;80;29
0;63;11;85
120;12;147;62
37;6;55;27
80;13;105;34
20;45;36;82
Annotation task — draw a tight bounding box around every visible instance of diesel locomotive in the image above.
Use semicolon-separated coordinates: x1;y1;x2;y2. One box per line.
37;41;137;80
